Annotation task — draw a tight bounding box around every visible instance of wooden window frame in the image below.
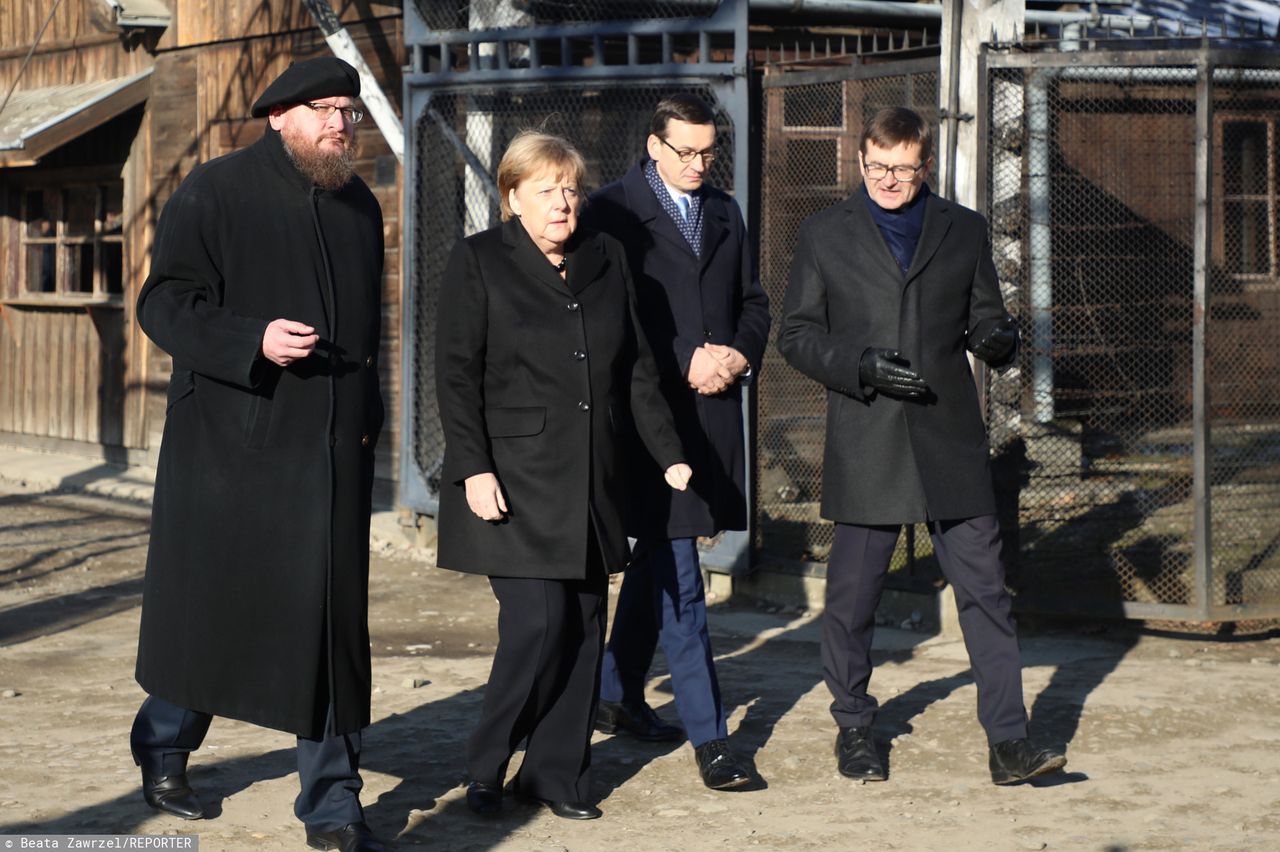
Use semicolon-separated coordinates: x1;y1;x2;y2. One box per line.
12;181;124;306
1214;112;1278;290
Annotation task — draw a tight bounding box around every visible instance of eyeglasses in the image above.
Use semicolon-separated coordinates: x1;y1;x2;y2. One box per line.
862;161;925;181
300;102;365;124
659;137;718;165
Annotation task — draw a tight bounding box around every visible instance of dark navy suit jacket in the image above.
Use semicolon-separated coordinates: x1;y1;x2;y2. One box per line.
586;161;770;538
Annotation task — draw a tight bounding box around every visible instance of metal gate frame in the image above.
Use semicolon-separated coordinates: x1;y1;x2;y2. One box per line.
977;37;1280;623
754;50;942;592
400;0;755;573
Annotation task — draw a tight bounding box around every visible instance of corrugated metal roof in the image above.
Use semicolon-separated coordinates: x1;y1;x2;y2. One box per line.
0;70;152;165
1127;1;1278;33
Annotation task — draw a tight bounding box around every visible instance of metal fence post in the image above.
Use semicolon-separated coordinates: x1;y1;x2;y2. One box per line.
1192;54;1214;620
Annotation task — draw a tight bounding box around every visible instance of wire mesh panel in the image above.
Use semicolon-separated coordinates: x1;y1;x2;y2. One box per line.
1207;68;1280;619
986;64;1200;615
409;83;735;501
413;0;717;31
983;49;1280;624
756;64;937;569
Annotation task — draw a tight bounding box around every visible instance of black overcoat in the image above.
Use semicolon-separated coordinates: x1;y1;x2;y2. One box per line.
134;128;384;738
778;188;1011;525
434;218;684;579
585;163;771;538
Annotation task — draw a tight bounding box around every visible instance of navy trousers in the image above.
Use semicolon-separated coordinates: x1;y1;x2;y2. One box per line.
131;695;365;831
822;515;1029;744
599;537;727;747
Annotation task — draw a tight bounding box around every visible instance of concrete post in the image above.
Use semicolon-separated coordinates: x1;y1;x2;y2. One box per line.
937;0;1025;209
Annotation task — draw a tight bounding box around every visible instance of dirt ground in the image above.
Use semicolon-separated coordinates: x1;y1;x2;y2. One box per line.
2;480;1280;852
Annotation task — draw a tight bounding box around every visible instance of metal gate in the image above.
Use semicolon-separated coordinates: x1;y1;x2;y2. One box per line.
979;34;1280;623
755;32;1280;625
401;0;753;571
755;50;941;587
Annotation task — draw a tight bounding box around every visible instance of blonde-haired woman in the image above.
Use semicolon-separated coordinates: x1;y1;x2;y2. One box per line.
435;130;691;820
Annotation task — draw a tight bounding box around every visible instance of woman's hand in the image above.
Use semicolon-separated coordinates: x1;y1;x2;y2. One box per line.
464;472;508;521
664;463;693;492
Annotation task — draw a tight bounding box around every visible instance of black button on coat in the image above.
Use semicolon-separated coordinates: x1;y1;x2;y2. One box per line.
778;190;1013;524
134;128;385;738
434;219;684;579
586;163;771;539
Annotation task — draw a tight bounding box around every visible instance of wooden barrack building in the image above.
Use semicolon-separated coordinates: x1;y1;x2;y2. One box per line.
0;0;405;493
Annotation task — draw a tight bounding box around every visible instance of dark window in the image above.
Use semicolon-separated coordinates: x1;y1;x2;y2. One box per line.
18;183;124;298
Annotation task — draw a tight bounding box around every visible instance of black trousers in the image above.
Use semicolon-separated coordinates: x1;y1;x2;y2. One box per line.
467;554;608;803
131;695;364;831
822;515;1029;744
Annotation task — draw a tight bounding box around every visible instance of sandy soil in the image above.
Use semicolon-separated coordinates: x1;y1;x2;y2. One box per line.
1;482;1279;851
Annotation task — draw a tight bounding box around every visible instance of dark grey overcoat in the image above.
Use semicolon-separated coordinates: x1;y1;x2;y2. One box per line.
778;187;1012;524
134;127;384;738
434;218;684;579
586;163;771;539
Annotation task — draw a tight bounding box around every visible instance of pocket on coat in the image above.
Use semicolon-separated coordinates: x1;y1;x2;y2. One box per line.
166;370;196;412
607;403;633;434
243;393;274;449
484;405;546;438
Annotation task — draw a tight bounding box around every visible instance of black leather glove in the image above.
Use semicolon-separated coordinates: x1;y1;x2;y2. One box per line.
969;315;1018;364
858;348;929;399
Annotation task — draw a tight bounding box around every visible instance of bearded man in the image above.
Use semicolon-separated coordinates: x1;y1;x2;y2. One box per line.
129;57;387;852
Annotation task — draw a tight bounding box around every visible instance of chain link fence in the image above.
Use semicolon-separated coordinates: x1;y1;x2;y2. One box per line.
410;84;734;499
987;63;1199;614
756;47;1280;624
1208;68;1280;617
756;62;938;576
985;51;1280;622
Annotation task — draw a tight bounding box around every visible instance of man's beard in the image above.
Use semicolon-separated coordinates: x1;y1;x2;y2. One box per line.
281;126;358;191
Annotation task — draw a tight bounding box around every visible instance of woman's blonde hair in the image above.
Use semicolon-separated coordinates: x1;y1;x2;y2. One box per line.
497;130;587;221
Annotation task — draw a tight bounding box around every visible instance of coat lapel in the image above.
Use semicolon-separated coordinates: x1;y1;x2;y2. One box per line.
622;163;699;262
844;194;905;284
698;195;730;274
502;217;574;298
904;194;952;285
565;232;609;295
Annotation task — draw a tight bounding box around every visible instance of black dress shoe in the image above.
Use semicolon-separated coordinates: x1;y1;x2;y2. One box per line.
509;784;602;820
989;738;1067;785
834;726;886;782
139;770;204;820
465;780;502;815
539;799;602;820
595;699;683;742
305;821;387;852
694;738;752;790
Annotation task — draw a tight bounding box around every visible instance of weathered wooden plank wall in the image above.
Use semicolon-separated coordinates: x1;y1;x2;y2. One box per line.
3;2;404;483
0;305;125;445
0;0;152;92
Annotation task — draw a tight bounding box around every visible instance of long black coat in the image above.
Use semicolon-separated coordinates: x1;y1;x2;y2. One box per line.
434;218;684;579
778;188;1010;525
586;163;771;538
134;128;384;738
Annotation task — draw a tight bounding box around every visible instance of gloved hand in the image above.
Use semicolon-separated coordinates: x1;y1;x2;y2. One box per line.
969;315;1018;364
858;348;929;399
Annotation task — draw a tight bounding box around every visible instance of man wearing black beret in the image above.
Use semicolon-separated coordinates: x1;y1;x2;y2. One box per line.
129;56;388;852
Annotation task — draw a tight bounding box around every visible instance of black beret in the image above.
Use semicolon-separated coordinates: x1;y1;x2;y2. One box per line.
250;57;361;118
